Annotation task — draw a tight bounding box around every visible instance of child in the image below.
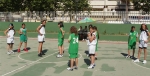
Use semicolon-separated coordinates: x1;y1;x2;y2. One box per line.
37;20;46;57
4;23;15;55
126;26;138;58
57;22;65;58
86;24;93;57
87;26;97;69
67;26;79;71
93;26;100;60
134;24;150;64
17;23;28;53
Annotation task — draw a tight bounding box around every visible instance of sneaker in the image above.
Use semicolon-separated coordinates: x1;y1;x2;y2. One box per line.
134;59;140;63
93;63;96;67
24;48;28;52
67;67;73;71
41;52;45;55
88;64;94;69
73;66;78;70
17;49;20;53
38;53;42;57
7;51;11;55
126;55;130;58
143;60;147;64
10;50;14;54
56;54;61;58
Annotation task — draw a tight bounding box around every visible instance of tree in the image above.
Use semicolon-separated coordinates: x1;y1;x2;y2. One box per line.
132;0;150;14
62;0;91;22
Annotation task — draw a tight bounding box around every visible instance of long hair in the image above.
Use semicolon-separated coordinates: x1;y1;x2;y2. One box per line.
70;26;78;36
58;21;64;28
130;26;135;32
140;24;148;31
88;24;93;31
93;26;99;39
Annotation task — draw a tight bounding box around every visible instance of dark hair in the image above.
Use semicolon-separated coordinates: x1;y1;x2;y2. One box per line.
85;26;87;28
58;21;64;28
140;24;148;31
93;26;100;39
10;23;14;29
70;26;78;36
88;24;93;30
41;20;46;24
22;23;25;26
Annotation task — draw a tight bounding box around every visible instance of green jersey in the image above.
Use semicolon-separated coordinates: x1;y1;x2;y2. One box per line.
20;28;27;42
58;27;64;38
68;33;79;54
128;31;138;45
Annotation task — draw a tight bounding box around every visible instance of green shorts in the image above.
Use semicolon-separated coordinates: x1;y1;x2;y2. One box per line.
58;38;64;46
69;53;78;59
128;42;136;50
20;35;27;42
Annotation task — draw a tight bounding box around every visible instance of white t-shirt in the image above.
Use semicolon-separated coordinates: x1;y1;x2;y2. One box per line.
39;24;45;35
139;31;149;41
7;29;15;39
89;32;97;45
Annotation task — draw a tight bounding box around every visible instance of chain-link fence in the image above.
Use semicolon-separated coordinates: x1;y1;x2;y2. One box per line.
0;11;149;24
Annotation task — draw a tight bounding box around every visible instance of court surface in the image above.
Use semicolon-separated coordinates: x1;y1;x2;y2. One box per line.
0;37;150;76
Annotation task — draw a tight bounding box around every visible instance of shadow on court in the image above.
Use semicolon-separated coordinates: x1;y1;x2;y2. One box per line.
121;53;128;57
42;49;48;54
84;59;91;66
13;47;31;52
121;53;136;60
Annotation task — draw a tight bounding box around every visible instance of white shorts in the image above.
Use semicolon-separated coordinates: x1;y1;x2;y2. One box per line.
7;38;14;44
139;40;147;48
88;45;96;54
38;35;45;42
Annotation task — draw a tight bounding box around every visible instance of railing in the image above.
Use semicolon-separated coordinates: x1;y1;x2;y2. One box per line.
0;11;149;24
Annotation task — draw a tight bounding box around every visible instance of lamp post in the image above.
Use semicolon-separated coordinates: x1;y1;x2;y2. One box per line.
75;0;79;23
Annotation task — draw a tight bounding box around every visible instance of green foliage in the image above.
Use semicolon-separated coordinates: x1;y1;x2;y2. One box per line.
0;0;90;11
132;0;150;13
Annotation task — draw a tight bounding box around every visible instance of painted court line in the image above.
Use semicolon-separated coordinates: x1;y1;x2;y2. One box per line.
131;60;150;70
2;47;68;76
36;53;83;63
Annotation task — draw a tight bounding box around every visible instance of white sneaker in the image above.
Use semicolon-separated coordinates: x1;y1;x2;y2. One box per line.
143;60;147;64
10;50;14;54
67;67;73;71
134;59;140;63
88;64;94;69
56;54;60;58
7;51;11;55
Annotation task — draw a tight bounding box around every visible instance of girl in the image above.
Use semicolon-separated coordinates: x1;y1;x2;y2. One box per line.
67;26;79;71
134;24;150;64
88;26;97;69
86;24;93;57
93;26;100;60
37;20;46;57
126;26;138;58
17;23;28;53
57;22;65;58
4;23;15;55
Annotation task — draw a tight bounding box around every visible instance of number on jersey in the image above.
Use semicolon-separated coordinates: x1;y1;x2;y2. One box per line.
73;37;78;44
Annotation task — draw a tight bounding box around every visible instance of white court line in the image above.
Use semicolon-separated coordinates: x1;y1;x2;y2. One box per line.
2;47;68;76
131;60;150;70
36;53;83;63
